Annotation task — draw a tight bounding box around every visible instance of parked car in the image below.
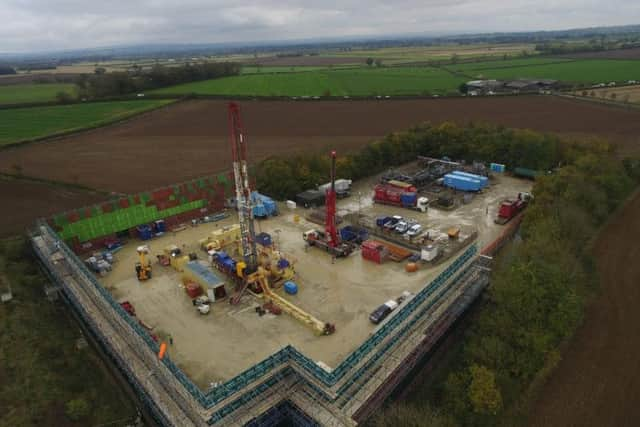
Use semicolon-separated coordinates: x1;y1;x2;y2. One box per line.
383;215;403;230
369;300;399;324
394;221;410;234
406;224;422;237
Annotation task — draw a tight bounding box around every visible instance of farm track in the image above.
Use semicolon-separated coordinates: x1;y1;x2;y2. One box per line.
529;190;640;427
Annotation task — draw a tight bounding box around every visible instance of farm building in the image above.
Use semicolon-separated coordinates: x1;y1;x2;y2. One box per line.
466;79;560;94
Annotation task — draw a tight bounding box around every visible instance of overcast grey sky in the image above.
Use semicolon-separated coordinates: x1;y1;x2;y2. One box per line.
1;0;639;53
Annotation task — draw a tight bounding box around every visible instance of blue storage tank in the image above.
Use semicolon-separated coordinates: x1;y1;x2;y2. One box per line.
490;163;506;173
284;281;298;295
400;192;417;207
443;174;482;192
450;170;488;188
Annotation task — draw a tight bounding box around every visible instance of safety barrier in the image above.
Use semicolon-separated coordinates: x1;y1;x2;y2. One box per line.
33;221;478;424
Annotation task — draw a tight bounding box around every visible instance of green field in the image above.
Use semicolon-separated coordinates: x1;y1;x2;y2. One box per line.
240;65;359;74
448;58;640;84
0;100;172;146
327;43;538;63
152;67;464;96
0;83;77;105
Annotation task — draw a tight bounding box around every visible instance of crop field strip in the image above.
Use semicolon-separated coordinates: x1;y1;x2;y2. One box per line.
152;66;465;96
0;99;173;146
152;56;640;97
447;58;640;83
0;82;77;104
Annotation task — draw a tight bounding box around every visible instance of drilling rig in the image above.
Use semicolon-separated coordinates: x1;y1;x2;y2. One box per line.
227;102;261;304
225;103;335;335
303;151;355;258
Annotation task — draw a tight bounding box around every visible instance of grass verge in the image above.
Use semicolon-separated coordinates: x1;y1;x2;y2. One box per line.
0;237;137;426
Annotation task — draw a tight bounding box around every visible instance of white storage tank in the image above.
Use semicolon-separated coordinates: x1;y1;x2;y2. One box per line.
421;244;439;262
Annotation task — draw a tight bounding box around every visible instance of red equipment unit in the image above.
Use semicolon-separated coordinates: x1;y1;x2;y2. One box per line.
361;240;386;264
374;184;403;204
495;193;529;225
325;150;340;249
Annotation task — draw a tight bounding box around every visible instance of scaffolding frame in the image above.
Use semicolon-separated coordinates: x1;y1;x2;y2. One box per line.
32;217;501;426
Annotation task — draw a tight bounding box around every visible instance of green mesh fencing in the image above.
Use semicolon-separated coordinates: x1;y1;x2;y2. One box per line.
57;199;206;242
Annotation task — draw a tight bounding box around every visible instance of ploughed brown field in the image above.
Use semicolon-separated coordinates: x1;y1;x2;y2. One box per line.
560;47;640;60
2;96;640;197
0;177;106;237
530;190;640;427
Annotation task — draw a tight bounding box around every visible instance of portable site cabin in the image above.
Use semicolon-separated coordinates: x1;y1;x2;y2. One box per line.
183;261;227;301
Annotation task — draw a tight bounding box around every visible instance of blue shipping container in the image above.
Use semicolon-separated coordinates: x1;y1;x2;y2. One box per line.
284;281;298;295
443;174;482;192
450;171;488;188
490;163;506;173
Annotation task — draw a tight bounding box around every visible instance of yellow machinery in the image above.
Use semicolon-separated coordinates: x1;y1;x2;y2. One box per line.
164;244;189;272
199;224;241;253
238;267;334;335
135;245;152;281
257;245;296;283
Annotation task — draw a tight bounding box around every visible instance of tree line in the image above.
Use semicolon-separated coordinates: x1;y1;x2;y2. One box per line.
252;122;640;427
0;65;16;75
255;121;570;200
75;62;240;99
